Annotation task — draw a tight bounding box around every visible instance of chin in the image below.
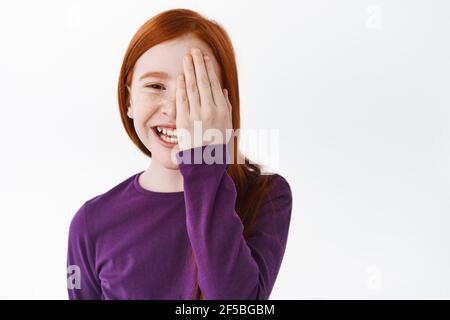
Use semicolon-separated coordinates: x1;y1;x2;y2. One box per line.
148;140;181;169
154;152;181;170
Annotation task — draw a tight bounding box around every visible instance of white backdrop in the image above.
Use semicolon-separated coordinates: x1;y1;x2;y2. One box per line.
0;0;449;299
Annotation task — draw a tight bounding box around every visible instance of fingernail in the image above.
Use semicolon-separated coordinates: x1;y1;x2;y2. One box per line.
204;55;210;61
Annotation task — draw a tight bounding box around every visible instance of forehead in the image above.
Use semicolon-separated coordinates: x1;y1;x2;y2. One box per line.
132;35;222;83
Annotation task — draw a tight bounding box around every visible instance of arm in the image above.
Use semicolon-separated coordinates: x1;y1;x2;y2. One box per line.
66;202;102;300
176;143;293;300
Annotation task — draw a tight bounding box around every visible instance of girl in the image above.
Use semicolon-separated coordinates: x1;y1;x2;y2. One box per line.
67;8;293;300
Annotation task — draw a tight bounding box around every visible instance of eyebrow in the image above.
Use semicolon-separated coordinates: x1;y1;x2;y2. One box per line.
139;71;170;81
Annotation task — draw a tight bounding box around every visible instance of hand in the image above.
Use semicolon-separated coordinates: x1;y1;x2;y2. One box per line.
175;47;233;152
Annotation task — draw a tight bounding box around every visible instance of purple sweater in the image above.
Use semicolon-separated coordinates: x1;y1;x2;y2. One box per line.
67;144;292;300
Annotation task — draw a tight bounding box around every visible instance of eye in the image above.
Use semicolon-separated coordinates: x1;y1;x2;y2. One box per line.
145;84;165;90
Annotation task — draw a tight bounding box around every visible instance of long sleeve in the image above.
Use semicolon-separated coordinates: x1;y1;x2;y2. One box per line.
67;202;102;300
176;143;293;300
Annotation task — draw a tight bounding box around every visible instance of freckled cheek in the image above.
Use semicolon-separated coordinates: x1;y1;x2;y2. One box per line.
134;91;160;106
133;95;160;121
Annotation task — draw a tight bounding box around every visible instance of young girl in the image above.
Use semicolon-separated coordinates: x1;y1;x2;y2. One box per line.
67;8;293;300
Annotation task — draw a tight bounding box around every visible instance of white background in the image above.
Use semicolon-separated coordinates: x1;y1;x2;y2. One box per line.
0;0;449;299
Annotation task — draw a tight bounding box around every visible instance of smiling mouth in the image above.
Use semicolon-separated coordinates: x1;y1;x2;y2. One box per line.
151;126;178;144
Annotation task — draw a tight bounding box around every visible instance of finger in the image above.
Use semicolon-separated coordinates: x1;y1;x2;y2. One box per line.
183;53;200;118
176;74;189;120
191;48;214;107
204;54;227;109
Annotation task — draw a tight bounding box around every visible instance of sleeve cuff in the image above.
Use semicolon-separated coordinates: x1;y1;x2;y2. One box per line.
175;143;231;167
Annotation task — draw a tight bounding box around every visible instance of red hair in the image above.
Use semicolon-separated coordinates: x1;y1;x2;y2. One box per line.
117;8;270;300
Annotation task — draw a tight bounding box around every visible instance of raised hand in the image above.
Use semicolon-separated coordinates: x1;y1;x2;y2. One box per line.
175;47;233;152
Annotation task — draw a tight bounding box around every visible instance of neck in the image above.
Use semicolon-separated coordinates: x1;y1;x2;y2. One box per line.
140;160;184;193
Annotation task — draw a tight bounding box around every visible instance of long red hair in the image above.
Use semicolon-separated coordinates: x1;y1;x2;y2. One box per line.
117;8;270;300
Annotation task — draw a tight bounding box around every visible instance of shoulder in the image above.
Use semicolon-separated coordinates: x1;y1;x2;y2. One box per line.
68;201;89;238
256;172;293;224
69;172;140;235
85;171;139;208
247;172;293;239
264;172;292;204
267;172;291;190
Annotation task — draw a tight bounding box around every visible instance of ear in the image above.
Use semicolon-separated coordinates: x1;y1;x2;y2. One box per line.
126;85;133;119
127;105;133;119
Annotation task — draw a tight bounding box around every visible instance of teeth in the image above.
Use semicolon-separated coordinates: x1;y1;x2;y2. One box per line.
159;132;178;143
156;126;177;137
